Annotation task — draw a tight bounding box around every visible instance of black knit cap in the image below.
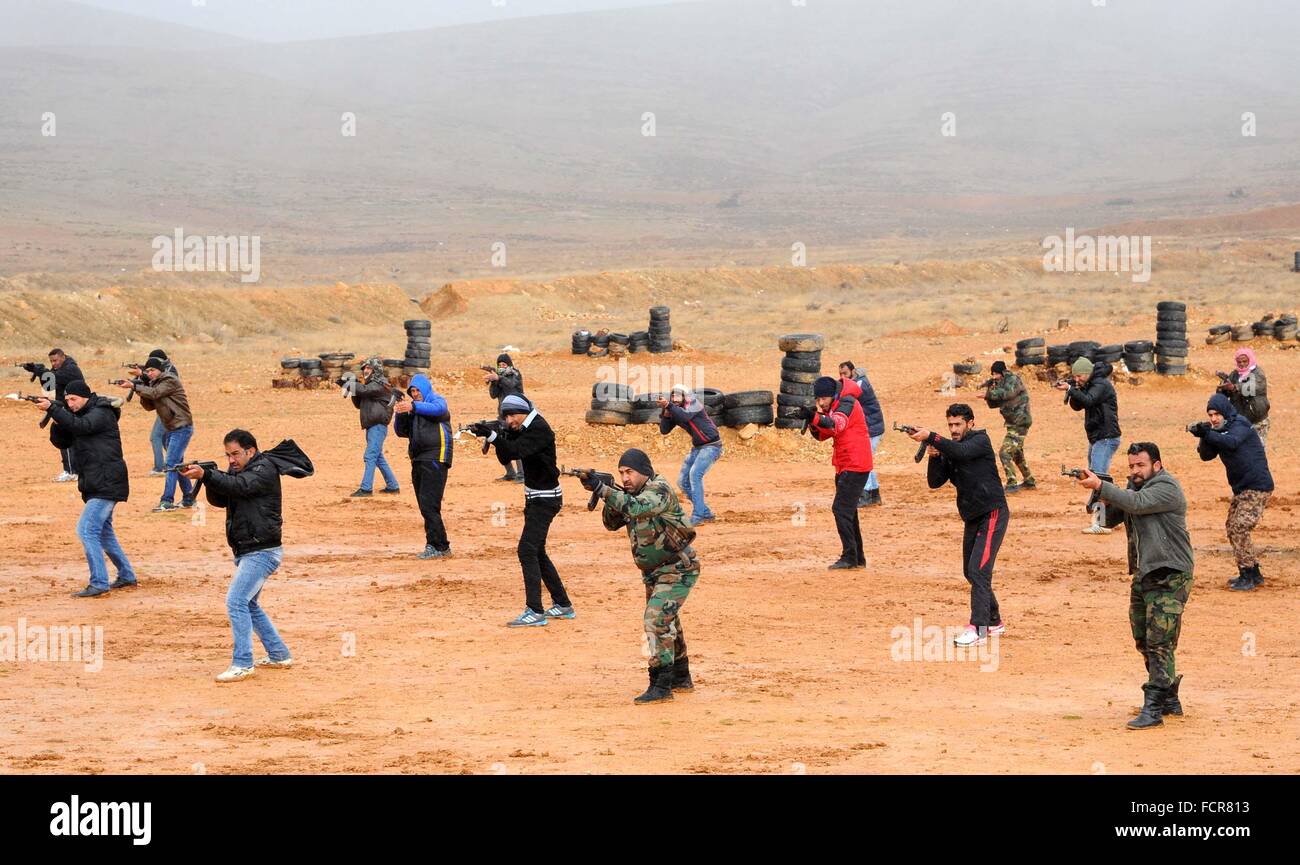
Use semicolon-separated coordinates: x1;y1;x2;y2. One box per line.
991;360;1007;374
148;349;168;360
813;376;838;398
144;357;166;372
65;380;92;398
617;448;654;477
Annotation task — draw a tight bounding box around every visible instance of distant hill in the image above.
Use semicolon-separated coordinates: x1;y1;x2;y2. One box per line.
0;0;247;49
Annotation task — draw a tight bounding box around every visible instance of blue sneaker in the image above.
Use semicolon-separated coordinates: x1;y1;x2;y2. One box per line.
544;604;576;620
416;545;442;560
507;609;548;628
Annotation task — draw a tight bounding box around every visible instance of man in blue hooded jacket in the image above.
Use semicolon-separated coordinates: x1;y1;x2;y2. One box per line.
1191;393;1273;591
394;374;454;559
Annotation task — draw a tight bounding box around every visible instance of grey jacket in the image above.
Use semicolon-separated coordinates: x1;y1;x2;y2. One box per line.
1100;470;1194;577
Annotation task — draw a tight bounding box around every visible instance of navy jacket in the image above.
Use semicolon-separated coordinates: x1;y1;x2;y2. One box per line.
851;373;885;438
659;396;721;447
1197;394;1273;495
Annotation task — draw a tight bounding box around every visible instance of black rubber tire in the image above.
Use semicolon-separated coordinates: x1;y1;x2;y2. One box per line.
696;387;724;404
608;333;631;345
647;345;673;354
781;356;822;373
777;393;816;407
723;390;774;409
592;382;635;401
1014;356;1045;366
404;319;432;330
724;406;775;426
1124;340;1154;353
774;418;807;430
1156;364;1188;376
585;409;630;425
1016;345;1046;356
1068;341;1100;354
280;359;300;368
953;362;982;375
1156;301;1186;313
591;399;634;414
1204;333;1231;346
629;408;661;424
1126;361;1156;373
1016;337;1046;349
1208;324;1232;335
781;370;819;385
783;350;822;361
779;382;815;396
1155;338;1188;348
649;305;671;317
777;333;824;353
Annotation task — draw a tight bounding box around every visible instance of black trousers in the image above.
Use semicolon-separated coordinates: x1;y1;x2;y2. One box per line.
519;497;569;613
962;507;1008;627
61;447;74;473
833;470;869;565
411;459;450;551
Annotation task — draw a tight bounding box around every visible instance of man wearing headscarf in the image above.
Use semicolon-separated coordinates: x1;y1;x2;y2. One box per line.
349;356;401;497
485;353;525;482
1217;347;1270;448
657;385;723;525
1190;393;1273;591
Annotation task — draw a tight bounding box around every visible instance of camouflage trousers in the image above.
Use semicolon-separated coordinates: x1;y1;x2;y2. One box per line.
643;557;699;670
1252;417;1270;449
1129;569;1192;689
999;427;1034;484
1226;489;1270;568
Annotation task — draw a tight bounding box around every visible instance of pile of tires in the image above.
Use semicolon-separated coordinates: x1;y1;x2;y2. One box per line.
630;392;667;424
318;352;355;380
629;331;651;353
1067;341;1100;365
776;333;822;430
1205;324;1232;346
1231;323;1254;342
1047;344;1071;367
1154;301;1187;376
648;306;673;353
1274;314;1298;341
1121;340;1154;372
1014;338;1045;367
571;329;591;355
280;357;301;371
722;390;775;427
587;382;636;425
297;357;323;379
1093;344;1123;365
1250;319;1273;337
404;320;431;375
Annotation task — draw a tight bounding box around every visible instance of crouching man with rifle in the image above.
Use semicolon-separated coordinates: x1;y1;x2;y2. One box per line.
468;394;576;627
179;430;314;683
572;448;701;704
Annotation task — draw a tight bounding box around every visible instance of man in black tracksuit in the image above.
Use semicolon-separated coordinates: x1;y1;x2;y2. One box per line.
393;374;454;560
909;403;1009;646
475;394;574;627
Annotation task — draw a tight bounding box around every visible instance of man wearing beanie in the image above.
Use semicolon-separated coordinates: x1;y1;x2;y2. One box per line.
981;360;1036;493
474;394;575;626
1055;355;1121;533
34;381;138;597
348;356;401;497
126;348;180;477
484;353;525;482
907;404;1008;647
581;447;700;703
118;355;197;512
804;376;872;570
1191;393;1273;591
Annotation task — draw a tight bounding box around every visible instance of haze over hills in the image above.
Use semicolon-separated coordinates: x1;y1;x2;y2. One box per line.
2;0;1299;285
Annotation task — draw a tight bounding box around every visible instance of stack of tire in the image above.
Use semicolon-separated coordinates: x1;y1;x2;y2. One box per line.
1046;343;1071;368
587;382;636;425
1067;341;1100;365
698;387;725;419
775;333;822;430
1154;301;1188;376
592;331;611;355
1205;324;1232;346
1093;344;1123;366
1014;338;1045;367
1122;340;1155;373
297;356;323;382
629;392;665;424
1273;314;1298;341
319;352;355;383
722;390;775;428
1231;322;1254;342
404;320;432;377
607;333;631;358
648;307;673;353
571;329;591;355
628;331;651;353
1250;318;1274;339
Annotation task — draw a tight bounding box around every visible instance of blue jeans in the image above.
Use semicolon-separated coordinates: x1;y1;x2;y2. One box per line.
360;423;400;492
161;425;195;503
226;547;290;668
150;416;167;472
76;498;136;590
863;434;883;491
1088;437;1122;476
678;443;723;520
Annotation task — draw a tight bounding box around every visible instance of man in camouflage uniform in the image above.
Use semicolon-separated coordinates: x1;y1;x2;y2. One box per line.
1078;441;1194;730
582;448;700;704
981;361;1036;493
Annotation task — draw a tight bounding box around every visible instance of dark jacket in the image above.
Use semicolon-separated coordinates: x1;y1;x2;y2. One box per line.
1196;394;1273;494
925;428;1007;522
488;366;525;405
133;370;193;431
1218;366;1269;423
351;375;396;430
1066;362;1121;443
659;395;721;448
52;357;85;401
47;395;129;503
393;373;454;465
203;452;283;557
491;408;561;496
1100;470;1194;577
849;373;885;438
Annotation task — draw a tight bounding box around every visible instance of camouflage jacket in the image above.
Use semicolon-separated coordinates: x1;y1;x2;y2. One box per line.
985;372;1032;431
600;474;698;576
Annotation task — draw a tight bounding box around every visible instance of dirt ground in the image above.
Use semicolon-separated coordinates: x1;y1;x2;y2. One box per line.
1;316;1297;775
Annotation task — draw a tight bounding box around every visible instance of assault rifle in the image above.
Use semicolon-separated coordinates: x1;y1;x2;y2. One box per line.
559;466;618;511
1061;464;1113;513
458;420;502;454
892;422;931;463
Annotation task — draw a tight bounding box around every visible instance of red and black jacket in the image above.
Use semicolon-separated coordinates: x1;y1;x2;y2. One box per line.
809;379;873;474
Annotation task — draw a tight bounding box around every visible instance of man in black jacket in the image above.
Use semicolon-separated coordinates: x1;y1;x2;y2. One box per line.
348;356;401;497
908;403;1009;647
1055;357;1121;534
180;429;295;683
24;348;86;482
474;394;575;627
38;380;138;597
485;353;525;482
1191;393;1273;591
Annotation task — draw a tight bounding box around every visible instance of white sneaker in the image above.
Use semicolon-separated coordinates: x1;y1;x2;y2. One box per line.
988;622;1006;637
254;656;293;669
953;625;986;647
1081;524;1112;535
53;471;76;483
215;665;255;683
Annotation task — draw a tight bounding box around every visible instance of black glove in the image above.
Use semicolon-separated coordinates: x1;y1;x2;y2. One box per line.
579;472;602;492
1187;422;1209;437
469;421;492;437
797;405;816;421
21;362;37;373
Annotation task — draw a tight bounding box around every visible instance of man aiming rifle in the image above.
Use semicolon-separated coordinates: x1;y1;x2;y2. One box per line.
21;348;85;482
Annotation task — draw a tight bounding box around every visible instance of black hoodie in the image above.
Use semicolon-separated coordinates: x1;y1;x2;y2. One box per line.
47;395;129;503
1066;361;1121;443
202;441;314;557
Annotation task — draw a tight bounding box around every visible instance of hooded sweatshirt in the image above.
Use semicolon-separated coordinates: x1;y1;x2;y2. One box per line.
1197;393;1272;494
47;395;129;503
394;373;454;465
659;392;721;447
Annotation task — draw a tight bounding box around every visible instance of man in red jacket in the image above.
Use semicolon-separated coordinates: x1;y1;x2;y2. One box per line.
806;376;873;569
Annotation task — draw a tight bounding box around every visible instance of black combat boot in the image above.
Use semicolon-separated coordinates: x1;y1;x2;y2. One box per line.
1250;564;1264;588
1227;565;1250;589
634;666;675;704
671;656;694;691
1230;565;1259;592
857;489;873;508
1162;674;1184;717
1127;683;1166;730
